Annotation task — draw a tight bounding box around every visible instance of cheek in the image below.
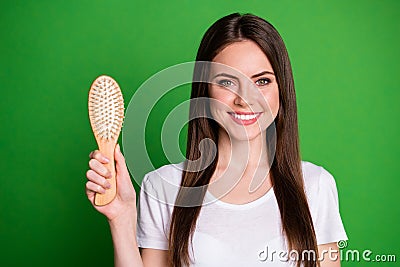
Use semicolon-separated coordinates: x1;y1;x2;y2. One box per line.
208;87;236;107
261;87;279;117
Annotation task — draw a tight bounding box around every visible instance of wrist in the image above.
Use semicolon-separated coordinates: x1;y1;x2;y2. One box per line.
108;206;137;229
108;213;138;246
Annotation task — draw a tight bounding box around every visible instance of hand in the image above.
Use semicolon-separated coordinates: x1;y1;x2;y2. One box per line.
86;144;137;224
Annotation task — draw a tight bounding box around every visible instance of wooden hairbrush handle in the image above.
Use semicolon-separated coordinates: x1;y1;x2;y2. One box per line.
94;140;117;206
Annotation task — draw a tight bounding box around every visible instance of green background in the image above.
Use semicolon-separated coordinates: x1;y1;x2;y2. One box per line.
1;0;399;266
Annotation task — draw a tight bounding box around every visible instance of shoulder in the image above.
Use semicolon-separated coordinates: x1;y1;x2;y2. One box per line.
140;162;184;206
301;161;339;205
301;161;348;244
143;161;184;186
301;161;337;189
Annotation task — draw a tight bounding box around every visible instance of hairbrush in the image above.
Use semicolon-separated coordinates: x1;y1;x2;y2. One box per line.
88;75;125;206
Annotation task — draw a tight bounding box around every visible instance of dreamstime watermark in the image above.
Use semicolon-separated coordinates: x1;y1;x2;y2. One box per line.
257;241;397;263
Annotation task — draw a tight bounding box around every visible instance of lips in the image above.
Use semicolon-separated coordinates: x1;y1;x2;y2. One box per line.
227;111;262;125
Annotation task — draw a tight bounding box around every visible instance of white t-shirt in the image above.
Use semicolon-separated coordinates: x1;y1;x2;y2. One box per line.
136;161;348;266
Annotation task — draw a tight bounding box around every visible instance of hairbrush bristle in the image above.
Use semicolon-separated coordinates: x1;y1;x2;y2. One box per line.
89;76;124;140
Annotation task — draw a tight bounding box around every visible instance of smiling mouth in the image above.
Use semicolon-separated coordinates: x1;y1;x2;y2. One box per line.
227;112;262;125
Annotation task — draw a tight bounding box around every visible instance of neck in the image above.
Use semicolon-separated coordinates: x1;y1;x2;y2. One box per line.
217;128;268;170
209;128;271;194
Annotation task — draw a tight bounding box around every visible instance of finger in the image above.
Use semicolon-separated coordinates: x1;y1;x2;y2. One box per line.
89;159;111;178
115;144;129;177
86;186;95;203
89;150;110;164
86;170;111;189
114;144;134;192
86;181;106;194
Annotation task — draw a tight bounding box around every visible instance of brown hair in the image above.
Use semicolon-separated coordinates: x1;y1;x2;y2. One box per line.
168;13;318;267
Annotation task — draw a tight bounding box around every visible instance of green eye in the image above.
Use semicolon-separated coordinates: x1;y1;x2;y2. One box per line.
255;78;271;86
217;79;235;87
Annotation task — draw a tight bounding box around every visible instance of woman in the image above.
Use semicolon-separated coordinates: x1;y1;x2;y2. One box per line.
85;13;347;267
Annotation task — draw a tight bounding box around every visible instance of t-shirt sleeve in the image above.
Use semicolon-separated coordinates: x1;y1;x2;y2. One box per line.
313;167;348;245
136;173;170;250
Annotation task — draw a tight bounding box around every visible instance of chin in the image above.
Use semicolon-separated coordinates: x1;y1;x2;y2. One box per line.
227;129;263;142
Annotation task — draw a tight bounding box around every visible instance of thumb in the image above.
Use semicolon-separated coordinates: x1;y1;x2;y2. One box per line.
114;144;129;178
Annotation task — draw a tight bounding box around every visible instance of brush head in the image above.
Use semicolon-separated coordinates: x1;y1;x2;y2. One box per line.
88;75;124;141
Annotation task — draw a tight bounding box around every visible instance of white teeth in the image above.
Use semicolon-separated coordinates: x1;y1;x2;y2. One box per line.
232;113;259;120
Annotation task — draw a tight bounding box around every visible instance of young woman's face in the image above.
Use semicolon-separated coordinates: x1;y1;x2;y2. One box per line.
208;40;280;141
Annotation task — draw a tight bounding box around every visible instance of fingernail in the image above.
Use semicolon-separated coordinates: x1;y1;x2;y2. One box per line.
105;182;111;189
103;157;109;163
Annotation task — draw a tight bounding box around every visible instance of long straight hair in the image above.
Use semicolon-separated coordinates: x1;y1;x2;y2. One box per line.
168;13;319;267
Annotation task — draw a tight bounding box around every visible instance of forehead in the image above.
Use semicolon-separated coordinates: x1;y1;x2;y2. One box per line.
211;40;273;77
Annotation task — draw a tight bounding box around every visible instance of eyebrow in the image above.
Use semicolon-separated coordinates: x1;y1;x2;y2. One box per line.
212;70;275;80
251;70;275;78
212;72;239;80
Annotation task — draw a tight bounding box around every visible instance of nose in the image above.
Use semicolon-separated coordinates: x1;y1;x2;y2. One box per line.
234;95;250;106
234;82;255;107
